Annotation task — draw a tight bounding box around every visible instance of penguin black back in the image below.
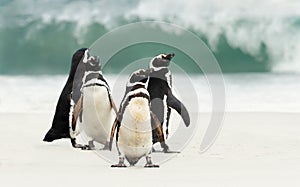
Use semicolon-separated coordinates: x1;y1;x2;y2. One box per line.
43;48;87;142
147;53;190;151
147;54;174;125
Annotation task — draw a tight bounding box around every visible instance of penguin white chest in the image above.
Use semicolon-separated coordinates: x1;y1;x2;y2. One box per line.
118;97;152;159
82;86;113;144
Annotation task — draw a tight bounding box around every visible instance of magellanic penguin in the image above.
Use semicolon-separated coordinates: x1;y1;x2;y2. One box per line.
75;53;118;150
147;53;190;153
110;69;162;167
43;48;88;148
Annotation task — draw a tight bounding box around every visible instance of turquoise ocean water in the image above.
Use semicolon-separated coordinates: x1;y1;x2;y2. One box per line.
1;0;300;74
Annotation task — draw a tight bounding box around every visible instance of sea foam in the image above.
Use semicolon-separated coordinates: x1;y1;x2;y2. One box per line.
1;0;300;73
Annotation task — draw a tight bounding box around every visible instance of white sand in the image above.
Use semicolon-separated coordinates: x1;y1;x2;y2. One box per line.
0;112;299;186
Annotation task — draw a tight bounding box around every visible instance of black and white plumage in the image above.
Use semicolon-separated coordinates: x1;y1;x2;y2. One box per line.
110;69;160;167
43;48;87;148
76;52;117;150
147;53;190;152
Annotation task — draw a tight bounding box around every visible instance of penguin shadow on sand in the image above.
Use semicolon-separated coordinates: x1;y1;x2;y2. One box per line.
71;51;118;150
109;69;161;168
147;53;190;153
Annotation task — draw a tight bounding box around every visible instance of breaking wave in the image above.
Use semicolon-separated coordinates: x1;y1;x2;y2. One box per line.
0;0;300;74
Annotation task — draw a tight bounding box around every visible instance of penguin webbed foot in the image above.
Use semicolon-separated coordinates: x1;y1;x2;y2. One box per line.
111;163;127;168
144;156;159;168
81;140;96;150
80;145;92;150
88;140;95;149
161;142;169;152
152;142;180;153
71;138;88;149
160;142;180;153
111;157;127;168
144;163;159;168
79;140;102;150
151;142;170;153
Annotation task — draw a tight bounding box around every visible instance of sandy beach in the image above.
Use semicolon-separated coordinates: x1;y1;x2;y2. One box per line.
1;0;300;186
0;112;299;186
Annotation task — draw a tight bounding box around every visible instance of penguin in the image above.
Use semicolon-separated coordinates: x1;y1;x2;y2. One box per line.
110;69;161;167
78;54;118;150
147;53;190;153
43;48;88;148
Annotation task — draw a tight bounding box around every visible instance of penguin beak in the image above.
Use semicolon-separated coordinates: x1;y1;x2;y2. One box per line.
165;53;175;60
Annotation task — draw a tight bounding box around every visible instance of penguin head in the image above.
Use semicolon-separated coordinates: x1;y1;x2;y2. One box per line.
127;69;150;87
82;49;101;71
149;53;175;69
70;48;88;73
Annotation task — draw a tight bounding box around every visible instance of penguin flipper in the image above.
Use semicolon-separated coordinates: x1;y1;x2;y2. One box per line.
167;91;190;127
71;95;83;131
68;95;87;149
68;94;82;142
150;111;165;143
108;93;118;116
166;107;171;139
109;117;119;151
